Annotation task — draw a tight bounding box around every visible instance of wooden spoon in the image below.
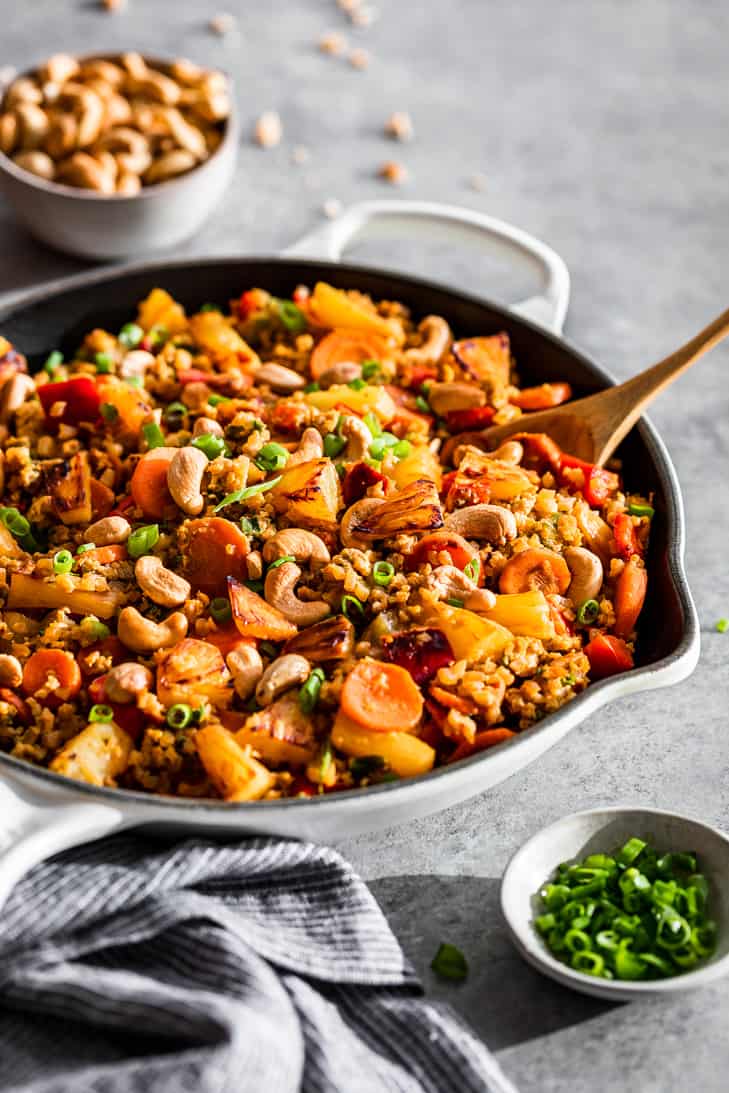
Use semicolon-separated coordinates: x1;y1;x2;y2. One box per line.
481;307;729;464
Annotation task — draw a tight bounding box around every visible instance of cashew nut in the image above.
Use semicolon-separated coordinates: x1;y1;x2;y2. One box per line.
424;564;497;613
0;654;23;688
104;661;153;704
564;546;604;605
13;150;55;180
56;152;115;193
120;349;155;380
317;361;363;388
193;416;224;438
116;170;141;195
143;149;196;184
127;70;181;106
13;103;49;151
167;446;207;515
246;550;264;581
117;607;188;653
427;381;485;417
339;415;373;461
45;115;78;159
288;427;324;465
86;515;131;546
135;555;191;607
156;106;208;160
254;653;311;707
491;440;524;465
254;362;306;393
0;113;18;155
93;127;151;175
340;497;384;549
78;59;125;87
403;315;451;367
0;372;35;426
445;504;518;545
226;645;264;701
56;83;105;147
264;562;331;626
262;528;330;567
40;54;80;86
4;78;43;108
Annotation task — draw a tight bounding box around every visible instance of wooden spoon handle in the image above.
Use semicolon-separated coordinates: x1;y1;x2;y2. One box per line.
590;305;729;464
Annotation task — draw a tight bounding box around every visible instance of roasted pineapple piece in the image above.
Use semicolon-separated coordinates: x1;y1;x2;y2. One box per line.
421;600;512;661
452;334;512;386
282;614;355;663
270;458;341;529
43;451;92;524
156;638;233;710
50;721;132;786
136;287;188;334
391;444;442;489
228;577;298;641
188;310;260;367
235;693;317;767
196;723;275;801
332;711;435;778
309;282;404;344
7;572;125;618
484;591;557;639
304;383;397;423
348;478;443;540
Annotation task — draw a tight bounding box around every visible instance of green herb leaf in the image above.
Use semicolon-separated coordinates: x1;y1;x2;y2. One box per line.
431;943;468;981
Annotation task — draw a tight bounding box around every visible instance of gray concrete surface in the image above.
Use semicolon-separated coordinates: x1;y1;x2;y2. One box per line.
2;1;729;1090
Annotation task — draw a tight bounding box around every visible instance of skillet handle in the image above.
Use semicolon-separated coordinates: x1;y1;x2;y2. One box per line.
284;199;570;335
0;771;127;911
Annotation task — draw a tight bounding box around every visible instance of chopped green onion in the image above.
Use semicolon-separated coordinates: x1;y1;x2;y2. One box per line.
76;542;95;555
210;596;232;623
445;597;464;608
392;439;411;460
164;401;187;421
43;350;63;375
277;299;307;333
208;393;231;406
350;754;386;779
213;476;282;512
82;617;111;640
430;942;468;982
299;668;325;713
628;502;655;518
268;554;296;571
571;950;605;976
254;442;289;472
369;433;398;459
323;433;347;459
463;556;480;583
127;523;159;559
716;618;728;634
245;578;265;595
118;322;144;349
361;360;382;380
259;640;278;659
302;381;320;393
363;412;382;438
192;433;226;460
125;375;144;389
142;422;166;449
100;402;119;423
198;302;221;313
0;507;30;538
239;516;260;536
53;548;73;574
341;594;365;620
348;377;367;390
616;837;647;868
577;599;600;625
372;560;395;586
166;703;193;729
94;351;113;373
89;704;114;723
415;395;430;413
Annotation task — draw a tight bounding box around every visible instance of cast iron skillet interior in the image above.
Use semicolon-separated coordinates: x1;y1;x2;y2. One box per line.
0;257;690;804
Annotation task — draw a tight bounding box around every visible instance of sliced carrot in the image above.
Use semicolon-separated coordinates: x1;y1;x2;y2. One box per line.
511;382;572;411
340;658;423;733
585;633;633;679
448;728;516;763
403;531;478;575
183;517;250;598
499;548;571;595
613;557;648;638
309;330;388;380
508;431;563;473
130;447;177;520
76;544;128;566
22;649;82;705
428;686;480;716
0;688;31;725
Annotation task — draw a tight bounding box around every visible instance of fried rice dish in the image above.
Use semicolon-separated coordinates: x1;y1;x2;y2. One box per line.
0;282;651;800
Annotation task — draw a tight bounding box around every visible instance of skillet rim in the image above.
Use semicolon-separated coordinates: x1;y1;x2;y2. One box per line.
0;255;701;813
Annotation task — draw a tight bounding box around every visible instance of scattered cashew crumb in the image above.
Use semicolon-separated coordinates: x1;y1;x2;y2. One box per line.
385;111;413;142
337;0;360;12
348;48;370;70
379;160;408;185
254;111;283;148
468;172;488;192
322;198;342;219
319;31;347;55
102;0;126;9
209;11;237;35
291;145;310;166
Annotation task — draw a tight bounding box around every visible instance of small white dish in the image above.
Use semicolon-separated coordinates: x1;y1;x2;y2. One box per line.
500;807;729;1001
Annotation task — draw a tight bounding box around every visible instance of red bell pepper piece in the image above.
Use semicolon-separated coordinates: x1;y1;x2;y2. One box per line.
442;469;491;510
613;512;642;559
0;688;31;726
382;628;455;685
445;405;495;433
559;453;619;508
404;531;477;573
404;364;438;389
37;376;101;428
110;703;146;741
584;633;634;679
177;369;235;389
238;288;269;319
448;728;516;763
341;461;389;506
108;494;135;518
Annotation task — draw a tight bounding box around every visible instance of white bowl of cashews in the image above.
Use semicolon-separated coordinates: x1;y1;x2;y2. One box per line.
0;51;238;259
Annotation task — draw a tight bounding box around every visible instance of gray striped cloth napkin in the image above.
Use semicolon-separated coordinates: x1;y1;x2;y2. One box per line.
0;835;517;1093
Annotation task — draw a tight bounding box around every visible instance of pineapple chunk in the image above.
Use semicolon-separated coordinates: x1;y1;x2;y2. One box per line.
228;577;297;641
157;638;233;710
422;601;512;661
188;311;259;367
50;721;132;786
270;458;341;529
43;451;92;525
236;693;316;767
0;524;26;560
7;572;125;618
391;445;442;489
310;282;404;344
196;723;275;801
332;711;435;778
136;287;187;334
484;591;556;639
304;383;397;423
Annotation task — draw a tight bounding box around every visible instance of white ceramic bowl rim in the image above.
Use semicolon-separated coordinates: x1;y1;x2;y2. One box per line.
501;806;729;995
0;51;237;202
